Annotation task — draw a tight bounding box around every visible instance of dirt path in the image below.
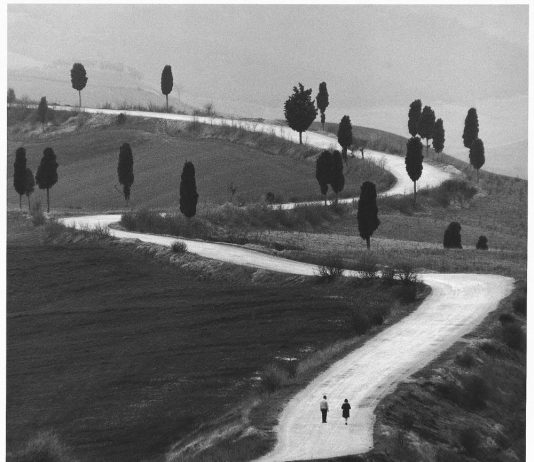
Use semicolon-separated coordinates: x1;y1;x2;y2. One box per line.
57;110;512;461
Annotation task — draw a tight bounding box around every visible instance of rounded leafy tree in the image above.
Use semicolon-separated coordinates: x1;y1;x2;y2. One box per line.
443;222;462;249
161;65;174;112
70;63;88;107
476;235;488;250
35;147;59;213
408;99;422;137
284;83;317;145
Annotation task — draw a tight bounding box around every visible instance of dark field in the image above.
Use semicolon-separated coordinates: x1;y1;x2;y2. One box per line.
7;215;403;461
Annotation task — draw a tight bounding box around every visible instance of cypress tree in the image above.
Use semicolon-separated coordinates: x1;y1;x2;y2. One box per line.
13;147;27;209
405;136;424;204
24;168;35;209
316;82;329;130
70;63;88;108
418;105;435;157
315;150;332;205
432;118;445;160
443;222;462;249
161;65;174;112
284;83;317;144
35;147;58;213
469;138;485;183
408;99;422;137
329;150;345;204
476;235;488;250
337;116;353;165
37;97;48;128
462;107;479;148
7;88;16;104
180;161;199;218
117;143;134;203
357;181;380;250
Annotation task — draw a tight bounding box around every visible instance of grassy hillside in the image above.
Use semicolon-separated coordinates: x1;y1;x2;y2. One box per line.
7;109;394;212
7;213;417;462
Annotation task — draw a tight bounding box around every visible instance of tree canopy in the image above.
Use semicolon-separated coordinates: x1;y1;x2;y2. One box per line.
35;147;59;212
70;63;88;107
469;138;485;182
443;222;462;249
180;161;199;218
161;65;174;112
418;105;435;155
405;136;424;203
7;88;16;104
117;143;134;202
284;83;317;144
432;118;445;157
462;107;479;148
357;181;380;249
408;99;422;137
37;97;48;126
315;150;332;203
337;115;353;164
14;147;27;209
316;82;329;130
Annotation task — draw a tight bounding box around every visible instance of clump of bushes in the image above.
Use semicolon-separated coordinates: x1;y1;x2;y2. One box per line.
397;262;417;284
476;235;488;250
427;179;477;208
45;220;68;239
459;427;480;456
455;350;475;368
317;254;344;281
30;200;45;226
443;221;462;249
260;363;292;392
381;266;397;285
501;322;526;352
171;241;187;254
116;113;127;125
513;295;527;317
355;254;378;279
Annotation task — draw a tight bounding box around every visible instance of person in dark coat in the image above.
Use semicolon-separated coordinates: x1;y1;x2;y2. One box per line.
341;399;351;425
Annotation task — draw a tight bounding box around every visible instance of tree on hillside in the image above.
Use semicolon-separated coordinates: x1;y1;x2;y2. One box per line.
13;147;27;209
37;97;48;128
405;136;424;204
432;118;445;161
24;168;35;209
180;161;199;218
316;82;329;130
408;99;422;137
330;150;345;204
476;235;488;250
462;107;479;148
357;181;380;250
284;83;317;144
353;138;368;159
316;150;332;205
161;65;174;112
443;222;462;249
7;88;16;105
418;105;435;157
35;147;58;213
337;116;353;165
469;138;485;183
117;143;134;204
70;63;88;108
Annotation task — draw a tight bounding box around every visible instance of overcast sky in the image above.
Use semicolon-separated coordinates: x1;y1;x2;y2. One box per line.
7;4;529;176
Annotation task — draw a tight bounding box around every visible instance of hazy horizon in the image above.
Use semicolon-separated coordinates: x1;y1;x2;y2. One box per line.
7;4;528;178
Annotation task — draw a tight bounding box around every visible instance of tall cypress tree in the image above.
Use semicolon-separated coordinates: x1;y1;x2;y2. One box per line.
13;147;27;209
315;150;332;205
405;136;424;204
24;168;35;209
357;181;380;250
161;65;174;112
337;115;353;165
462;107;479;148
35;147;58;213
70;63;88;108
117;143;134;203
432;118;445;160
316;82;329;130
469;138;485;183
284;83;317;144
37;97;48;128
408;99;422;137
418;105;435;157
329;150;345;204
180;161;199;218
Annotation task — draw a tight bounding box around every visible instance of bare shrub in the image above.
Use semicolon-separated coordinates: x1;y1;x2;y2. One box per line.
397;262;417;284
316;254;345;281
30;200;45;226
459;427;480;456
11;431;74;462
171;241;187;254
260;364;291;392
501;323;526;352
355;254;377;279
381;266;397;285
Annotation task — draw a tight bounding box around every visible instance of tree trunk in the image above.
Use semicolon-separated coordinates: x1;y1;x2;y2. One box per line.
27;195;30;209
19;195;22;210
413;181;417;205
477;169;479;183
426;139;429;158
321;121;325;131
342;147;348;165
335;193;339;205
324;195;327;206
366;237;370;250
166;94;169;113
78;90;81;109
46;188;50;213
299;132;302;145
361;148;365;160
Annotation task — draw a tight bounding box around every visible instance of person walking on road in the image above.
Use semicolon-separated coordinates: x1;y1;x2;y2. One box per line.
341;399;351;425
320;395;329;423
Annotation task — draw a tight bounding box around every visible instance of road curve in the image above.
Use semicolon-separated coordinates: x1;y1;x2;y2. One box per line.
60;215;514;461
56;109;511;461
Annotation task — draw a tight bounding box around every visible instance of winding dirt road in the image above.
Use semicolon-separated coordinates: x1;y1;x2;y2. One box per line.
57;110;514;461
